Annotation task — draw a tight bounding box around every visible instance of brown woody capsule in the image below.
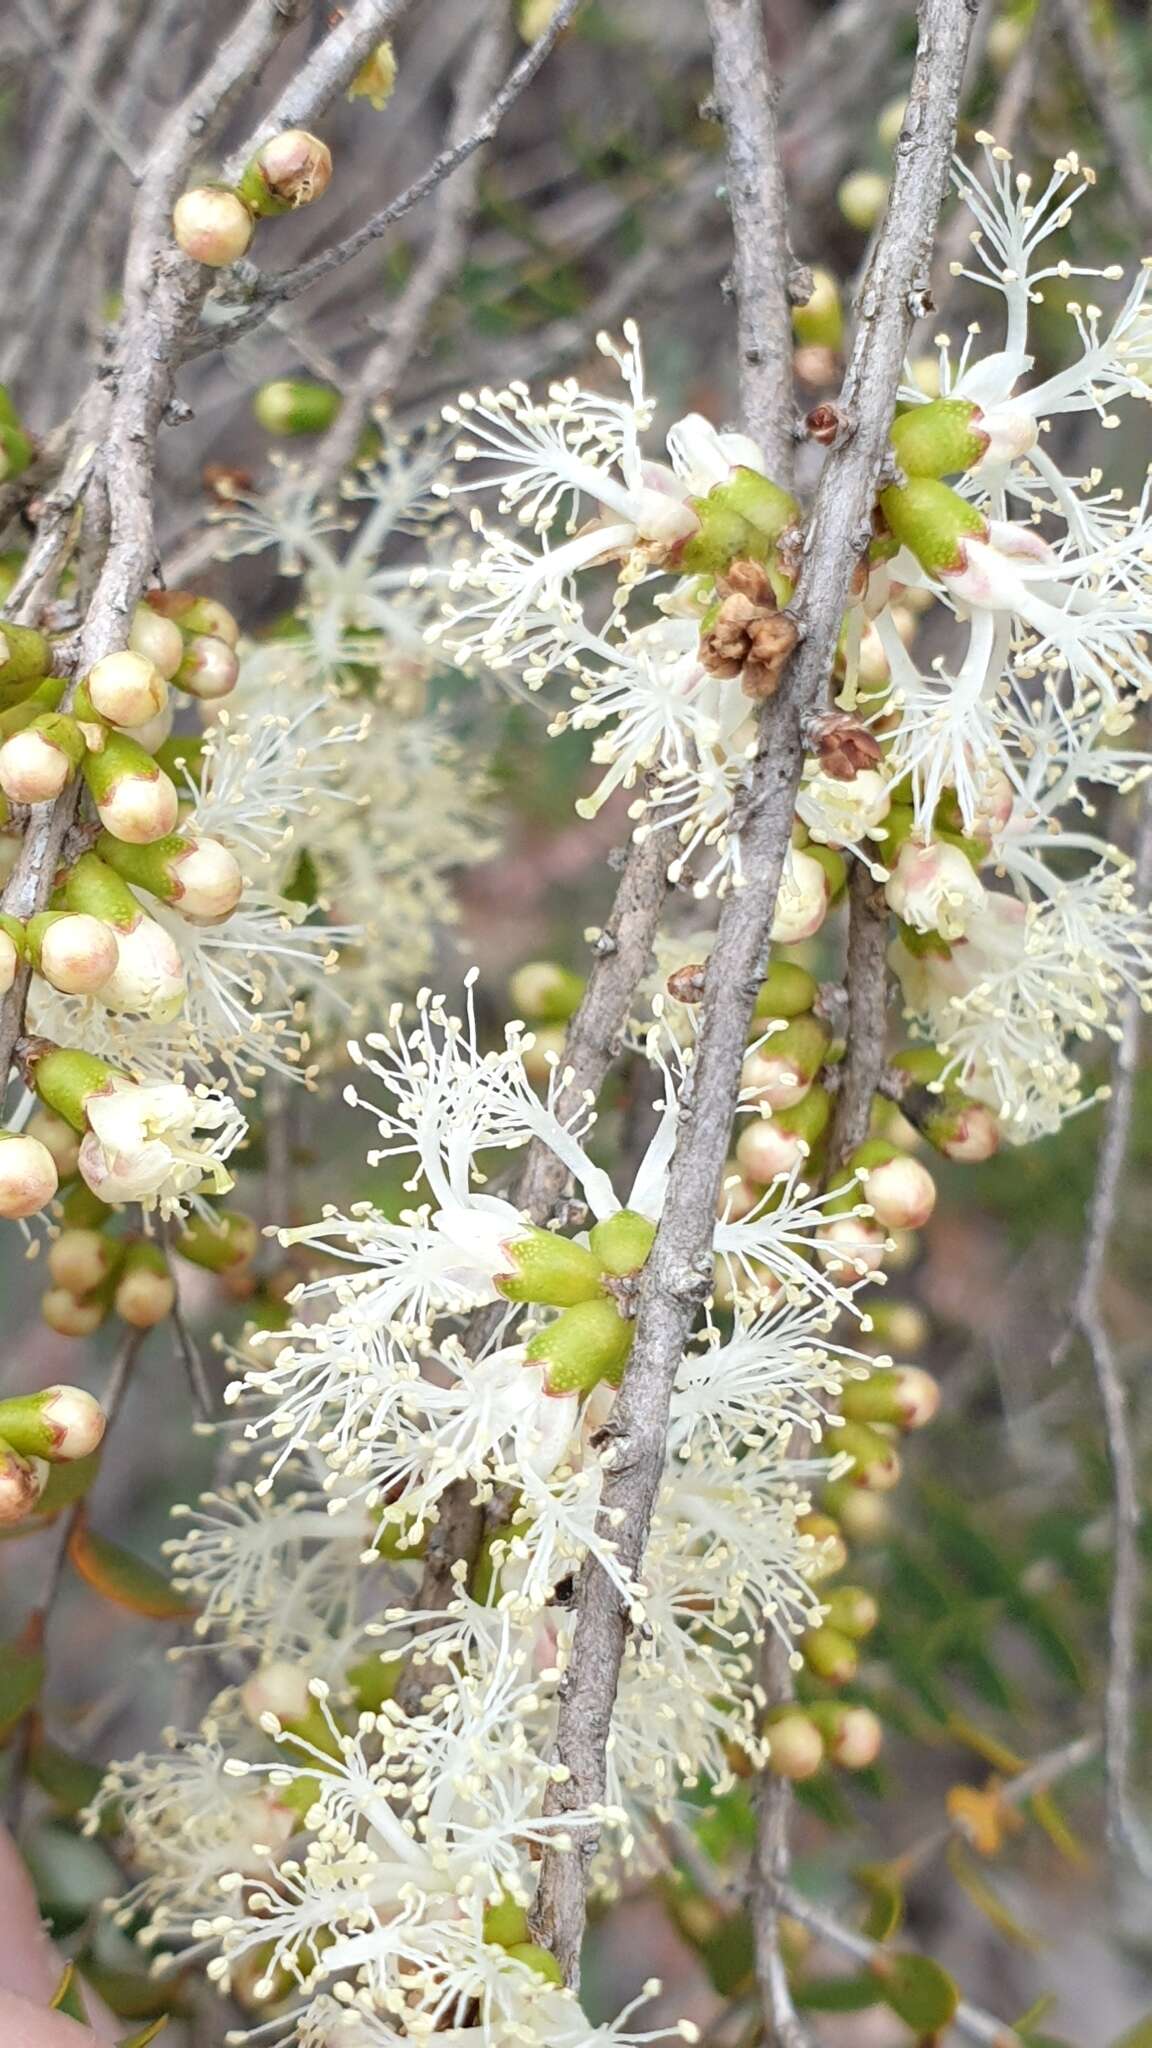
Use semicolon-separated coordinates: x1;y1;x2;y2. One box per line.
806;711;884;782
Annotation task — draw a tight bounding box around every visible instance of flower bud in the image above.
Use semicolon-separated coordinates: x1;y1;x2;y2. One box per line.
885;837;984;942
801;1623;859;1685
240;1660;314;1729
742;1014;829;1112
49;1226;119;1295
821;1585;879;1640
525;1297;633;1395
176;1209;258;1272
771;848;830;943
0;624;50;689
26;1108;80;1179
93;829;243;923
736;1085;832;1185
791;267;844;353
174;634;239;702
41;1287;106;1338
0;920;18;995
86;651;167;729
716;1171;764;1223
765;1711;825;1780
817;1215;887;1283
146;590;240;650
101;914;187;1020
30;913;119;996
925;1099;1000;1163
114;1241;176;1328
0;1131;58;1217
0;1445;48;1523
0;714;85;803
482;1895;531;1950
834;1417;902;1491
797;1511;848;1581
129;604;185;680
83;733;179;844
239;131;333;216
838;169;888;231
878;476;987;577
521;1023;567;1083
829;1484;890;1544
810;1701;884;1770
587;1208;657;1276
0;1384;106;1461
253;379;342;437
508;959;585;1023
120;701;174;756
753;959;818;1020
496;1227;606;1307
172;187;254;267
850;1140;937;1232
507;1942;565;1986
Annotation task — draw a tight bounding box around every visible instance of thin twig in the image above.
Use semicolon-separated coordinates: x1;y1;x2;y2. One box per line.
888;1730;1101;1881
199;0;588;352
532;0;978;1986
827;859;890;1167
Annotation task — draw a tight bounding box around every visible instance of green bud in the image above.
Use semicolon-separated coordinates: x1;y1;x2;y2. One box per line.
587;1208;656;1276
891;398;986;479
801;1623;859;1684
821;1585;879;1639
0;624;50;688
508;959;585;1023
878;477;987;576
63;851;140;929
495;1227;606;1307
0;1385;105;1461
832;1417;902;1491
681;469;800;573
176;1209;259;1272
791;268;844;352
525;1297;634;1394
804;842;847;901
482;1895;532;1949
507;1941;564;1985
26;1044;116;1132
253;379;342;437
753;959;818;1019
153;733;207;785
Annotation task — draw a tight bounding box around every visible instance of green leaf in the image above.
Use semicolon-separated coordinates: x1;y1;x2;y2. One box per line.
855;1863;904;1942
0;1640;44;1741
67;1520;195;1620
35;1452;101;1518
946;1841;1042;1951
871;1952;960;2030
118;2024;168;2048
50;1963;88;2020
795;1973;883;2012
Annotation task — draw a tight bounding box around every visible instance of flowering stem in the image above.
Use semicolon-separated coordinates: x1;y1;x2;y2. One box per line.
827;859;890;1168
532;0;978;1987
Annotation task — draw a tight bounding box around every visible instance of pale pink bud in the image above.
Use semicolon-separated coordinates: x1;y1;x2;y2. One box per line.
39;914;119;995
129;605;185;680
39;1385;107;1459
891;1365;941;1430
862;1153;937;1231
87;651;168;728
169;838;244;923
0;1448;47;1524
827;1705;884;1770
0;1133;59;1218
113;1263;177;1328
771;848;830;943
0;926;18;995
100;917;186;1020
735;1116;806;1185
972;401;1038;473
172;187;254;267
176;634;240;701
41;1288;105;1338
741;1049;810;1113
817;1215;886;1281
0;730;73;804
253;131;333;209
26;1109;80;1180
49;1228;113;1295
937;1102;1000;1163
95;768;179;844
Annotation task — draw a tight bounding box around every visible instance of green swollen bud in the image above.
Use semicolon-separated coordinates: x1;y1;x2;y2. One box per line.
806;1699;884;1769
804;842;847;902
0;712;86;804
764;1709;825;1780
878;477;987;577
237;131;333;218
833;1417;902;1491
791;268;844;352
483;1895;532;1949
508;959;585;1023
25;1043;116;1132
0;624;50;688
801;1623;859;1685
525;1297;633;1394
82;731;179;843
507;1942;564;1985
176;1209;259;1273
753;959;818;1019
63;851;140;929
821;1585;879;1639
587;1208;656;1276
60;1180;113;1229
0;1385;106;1462
841;1365;939;1430
890;1044;948;1087
720;467;800;541
681;469;799;573
796;1510;848;1581
253;379;342;437
891;398;986;479
495;1227;606;1307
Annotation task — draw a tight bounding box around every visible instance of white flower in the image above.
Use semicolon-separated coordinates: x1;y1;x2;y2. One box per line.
885;838;985;939
78;1079;245;1214
796;765;891;847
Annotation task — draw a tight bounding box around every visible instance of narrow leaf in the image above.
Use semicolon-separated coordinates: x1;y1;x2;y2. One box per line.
50;1963;88;2020
946;1841;1042;1951
35;1453;102;1518
855;1862;904;1942
118;2023;169;2048
794;1972;882;2012
872;1952;960;2030
67;1519;196;1620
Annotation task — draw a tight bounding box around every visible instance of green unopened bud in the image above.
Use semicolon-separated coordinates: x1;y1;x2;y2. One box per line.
804;842;847;902
176;1210;259;1273
588;1208;657;1276
146;590;240;649
833;1417;902;1491
63;851;140;929
681;469;800;574
83;731;179;843
0;624;50;688
0;1385;106;1461
807;1700;884;1769
114;1240;176;1328
843;1364;940;1430
525;1297;633;1394
801;1623;859;1685
48;1226;120;1296
821;1585;879;1639
25;1043;116;1132
26;911;119;996
506;1941;564;1985
753;959;818;1019
238;131;333;217
495;1227;606;1307
0;419;33;483
349;37;397;106
838;169;888;231
482;1895;532;1949
253;378;343;437
742;1013;829;1112
764;1709;825;1780
0;713;85;804
878;477;987;577
791;268;844;352
891;398;986;479
0;678;64;738
93;829;242;922
508;959;585;1023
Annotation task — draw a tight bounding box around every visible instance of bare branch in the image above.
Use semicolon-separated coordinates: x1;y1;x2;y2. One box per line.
827;858;890;1167
532;0;978;1985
